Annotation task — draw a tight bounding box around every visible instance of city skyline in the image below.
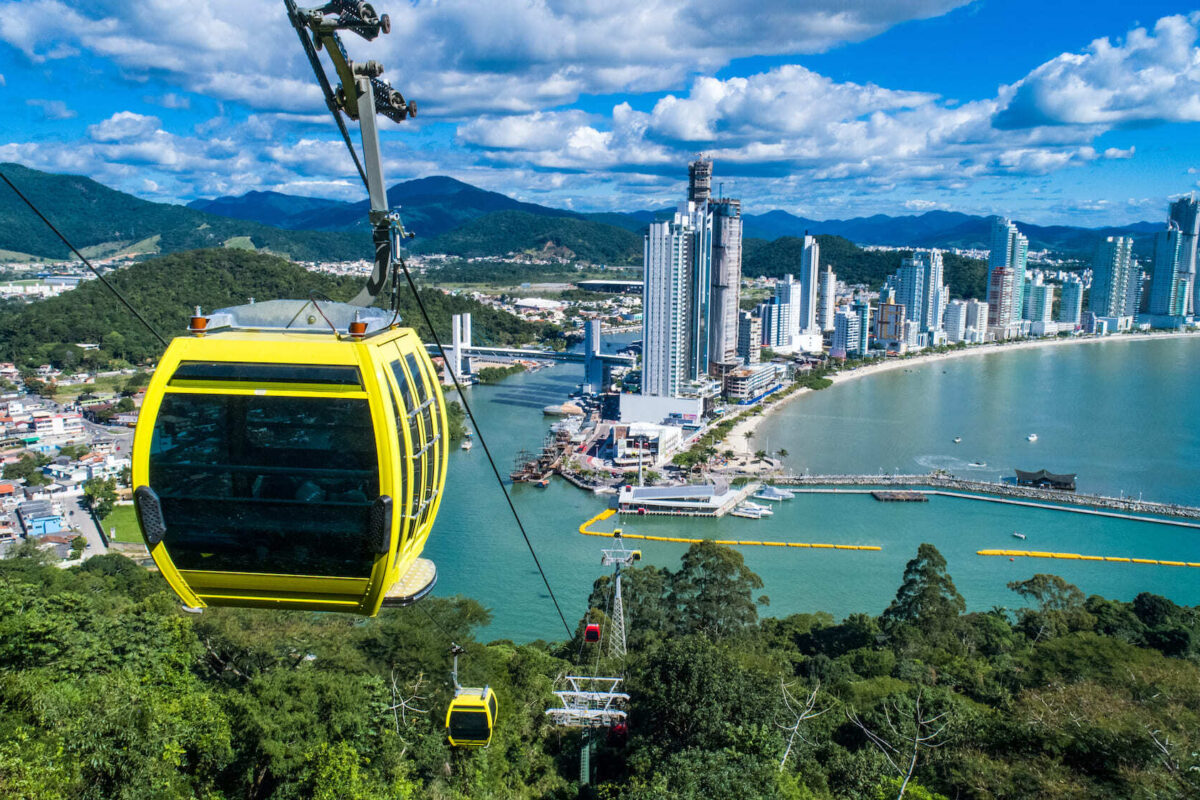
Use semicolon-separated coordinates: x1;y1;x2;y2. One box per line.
0;2;1197;226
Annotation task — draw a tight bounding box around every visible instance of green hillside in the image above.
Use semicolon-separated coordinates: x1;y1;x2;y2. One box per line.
3;541;1199;798
745;234;989;299
0;249;554;368
412;210;642;264
0;163;368;261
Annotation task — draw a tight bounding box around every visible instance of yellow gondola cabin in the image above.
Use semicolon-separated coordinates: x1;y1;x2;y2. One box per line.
131;300;448;615
446;686;498;747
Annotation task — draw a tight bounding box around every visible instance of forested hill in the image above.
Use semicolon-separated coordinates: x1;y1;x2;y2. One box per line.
0;249;554;367
409;210;643;264
0;163;367;261
3;540;1199;798
744;234;990;299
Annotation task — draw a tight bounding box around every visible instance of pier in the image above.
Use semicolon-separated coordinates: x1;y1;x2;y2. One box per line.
775;473;1200;525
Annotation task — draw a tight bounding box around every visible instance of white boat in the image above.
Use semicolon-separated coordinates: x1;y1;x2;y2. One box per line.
1027;433;1038;442
730;507;764;519
753;485;794;502
740;501;773;516
1012;532;1026;540
953;436;962;444
970;461;986;467
461;431;474;451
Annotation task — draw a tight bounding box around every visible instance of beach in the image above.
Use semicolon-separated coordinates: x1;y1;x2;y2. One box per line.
721;330;1200;458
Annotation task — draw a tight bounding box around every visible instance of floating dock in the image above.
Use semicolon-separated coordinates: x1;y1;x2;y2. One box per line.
871;490;927;502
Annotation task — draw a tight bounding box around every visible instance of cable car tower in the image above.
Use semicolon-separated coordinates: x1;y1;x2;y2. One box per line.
601;528;640;659
545;530;640;784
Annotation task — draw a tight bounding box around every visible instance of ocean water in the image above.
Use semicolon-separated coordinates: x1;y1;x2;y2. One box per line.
426;336;1200;641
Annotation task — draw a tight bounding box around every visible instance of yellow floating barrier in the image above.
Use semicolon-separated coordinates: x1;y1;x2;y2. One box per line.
577;510;881;551
978;549;1200;568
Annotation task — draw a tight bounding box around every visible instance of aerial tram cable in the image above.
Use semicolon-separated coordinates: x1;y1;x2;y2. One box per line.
0;170;168;349
282;0;574;636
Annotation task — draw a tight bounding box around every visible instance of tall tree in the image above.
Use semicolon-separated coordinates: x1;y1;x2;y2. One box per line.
670;541;767;638
882;544;965;634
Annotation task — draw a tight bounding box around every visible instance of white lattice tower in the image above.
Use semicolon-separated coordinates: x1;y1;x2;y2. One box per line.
601;532;639;660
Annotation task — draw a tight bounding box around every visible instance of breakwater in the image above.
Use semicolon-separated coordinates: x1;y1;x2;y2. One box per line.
775;473;1200;523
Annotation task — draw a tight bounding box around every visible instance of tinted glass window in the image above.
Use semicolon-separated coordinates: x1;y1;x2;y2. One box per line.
171;362;362;386
148;392;379;577
448;709;491;741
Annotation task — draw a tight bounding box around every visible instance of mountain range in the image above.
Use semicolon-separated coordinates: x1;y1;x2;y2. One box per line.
0;162;1164;264
189;177;1162;256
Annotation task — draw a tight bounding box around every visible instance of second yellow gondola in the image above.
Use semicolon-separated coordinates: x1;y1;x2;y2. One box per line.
446;686;498;747
131;300;448;615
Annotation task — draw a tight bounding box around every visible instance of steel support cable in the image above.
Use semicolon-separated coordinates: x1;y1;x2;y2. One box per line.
0;169;168;348
394;256;573;637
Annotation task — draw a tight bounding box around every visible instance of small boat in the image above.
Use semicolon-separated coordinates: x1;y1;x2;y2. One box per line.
731;505;766;519
1012;532;1026;540
461;431;474;451
970;461;986;467
753;485;794;502
535;478;550;488
740;501;773;516
1027;433;1038;442
953;437;962;444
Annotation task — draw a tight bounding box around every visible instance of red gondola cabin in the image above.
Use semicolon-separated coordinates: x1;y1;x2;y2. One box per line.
584;623;601;642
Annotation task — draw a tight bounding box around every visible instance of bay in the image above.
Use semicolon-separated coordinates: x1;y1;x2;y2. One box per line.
427;335;1200;642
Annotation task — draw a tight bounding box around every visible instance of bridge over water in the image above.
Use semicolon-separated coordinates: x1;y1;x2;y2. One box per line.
433;314;635;389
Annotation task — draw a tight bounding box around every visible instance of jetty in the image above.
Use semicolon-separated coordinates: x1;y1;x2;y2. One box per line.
775;473;1200;525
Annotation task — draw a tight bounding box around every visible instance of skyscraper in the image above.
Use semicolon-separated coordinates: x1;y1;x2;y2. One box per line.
1058;275;1084;325
708;197;743;372
1090;236;1133;317
851;298;871;355
1024;277;1055;324
641;159;719;397
757;300;790;348
798;235;820;334
986;218;1028;337
818;265;837;332
641;213;695;397
1169;194;1198;315
965;299;989;343
774;274;803;345
1148;224;1187;318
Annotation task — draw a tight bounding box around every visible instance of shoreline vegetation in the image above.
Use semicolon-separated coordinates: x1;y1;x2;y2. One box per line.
720;330;1200;462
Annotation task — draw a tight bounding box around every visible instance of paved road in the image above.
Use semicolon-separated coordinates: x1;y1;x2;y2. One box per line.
62;496;108;559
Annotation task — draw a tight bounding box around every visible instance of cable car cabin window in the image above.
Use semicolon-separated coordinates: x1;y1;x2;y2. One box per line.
404;352;440;527
147;392;379;577
488;692;497;719
384;380;409;568
170;362;362;386
389;357;432;521
448;709;491;742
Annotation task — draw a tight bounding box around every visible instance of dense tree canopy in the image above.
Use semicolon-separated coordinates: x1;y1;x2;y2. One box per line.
3;541;1200;799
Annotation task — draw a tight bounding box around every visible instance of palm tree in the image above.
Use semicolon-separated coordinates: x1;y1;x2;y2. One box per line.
778;448;789;459
744;430;755;457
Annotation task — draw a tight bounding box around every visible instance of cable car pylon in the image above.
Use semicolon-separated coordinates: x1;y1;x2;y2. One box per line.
601;528;641;660
546;531;640;784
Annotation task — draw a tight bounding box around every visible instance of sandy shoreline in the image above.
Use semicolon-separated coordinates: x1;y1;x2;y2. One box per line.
721;330;1200;456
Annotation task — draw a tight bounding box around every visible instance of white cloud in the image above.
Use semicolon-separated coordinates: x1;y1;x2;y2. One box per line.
995;13;1200;128
88;111;161;142
26;98;76;120
0;0;969;117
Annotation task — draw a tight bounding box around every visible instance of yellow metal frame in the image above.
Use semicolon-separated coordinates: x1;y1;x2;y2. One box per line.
132;326;449;615
445;687;497;747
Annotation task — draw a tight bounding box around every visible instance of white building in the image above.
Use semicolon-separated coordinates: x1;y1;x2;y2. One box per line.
1090;236;1134;318
831;307;861;359
944;300;968;342
642;202;711;397
1058;275;1084;325
774;274;803;346
798;235;821;334
817;265;837;332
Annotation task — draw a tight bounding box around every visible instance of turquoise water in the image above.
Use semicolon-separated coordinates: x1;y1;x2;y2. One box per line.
427;336;1200;641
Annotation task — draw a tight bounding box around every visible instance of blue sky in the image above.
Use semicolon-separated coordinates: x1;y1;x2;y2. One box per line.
1;1;1198;226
